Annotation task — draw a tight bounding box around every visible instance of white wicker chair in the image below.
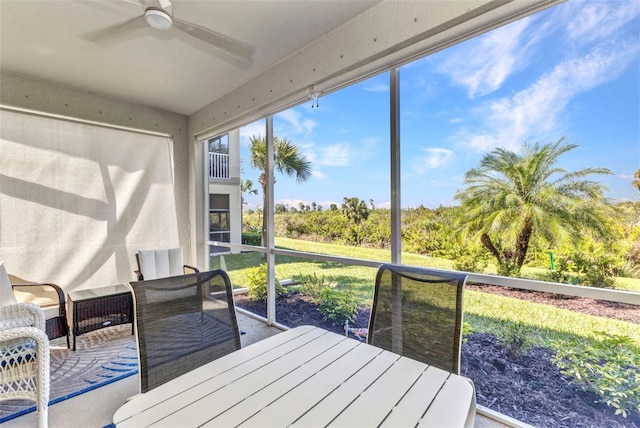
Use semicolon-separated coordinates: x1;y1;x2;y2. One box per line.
1;261;51;428
0;303;50;428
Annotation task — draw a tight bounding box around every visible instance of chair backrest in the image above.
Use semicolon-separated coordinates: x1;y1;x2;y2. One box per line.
368;264;467;374
0;260;18;306
137;248;185;280
130;270;241;393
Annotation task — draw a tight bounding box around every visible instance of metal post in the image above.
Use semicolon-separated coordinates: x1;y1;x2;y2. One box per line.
390;68;401;265
390;68;402;353
265;116;276;325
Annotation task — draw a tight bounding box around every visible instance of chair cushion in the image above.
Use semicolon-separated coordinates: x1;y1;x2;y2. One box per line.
0;261;18;306
138;248;184;281
11;285;60;321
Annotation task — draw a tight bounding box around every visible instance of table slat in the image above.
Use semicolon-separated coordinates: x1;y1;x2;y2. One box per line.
380;366;449;427
154;331;347;427
115;325;323;426
327;356;426;427
291;350;400;427
238;341;383;427
206;338;360;427
418;375;474;428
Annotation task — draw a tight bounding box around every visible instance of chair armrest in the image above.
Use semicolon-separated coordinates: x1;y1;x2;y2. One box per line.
11;282;67;318
0;324;49;344
134;270;144;281
0;303;46;331
183;264;200;274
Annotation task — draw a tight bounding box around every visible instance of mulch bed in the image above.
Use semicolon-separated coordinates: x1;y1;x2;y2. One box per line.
235;285;640;427
462;332;639;428
466;283;640;324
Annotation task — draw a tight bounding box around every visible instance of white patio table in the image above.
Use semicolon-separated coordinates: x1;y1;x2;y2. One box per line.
113;325;476;427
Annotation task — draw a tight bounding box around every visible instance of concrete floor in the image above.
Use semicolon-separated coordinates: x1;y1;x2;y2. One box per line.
3;312;509;427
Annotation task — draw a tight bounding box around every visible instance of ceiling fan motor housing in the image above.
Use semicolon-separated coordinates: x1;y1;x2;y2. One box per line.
144;8;173;30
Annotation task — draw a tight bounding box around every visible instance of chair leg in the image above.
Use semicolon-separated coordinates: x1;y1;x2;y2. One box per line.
36;332;50;428
36;408;49;428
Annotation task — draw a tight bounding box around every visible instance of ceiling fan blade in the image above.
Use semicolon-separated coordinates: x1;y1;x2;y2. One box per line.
173;18;254;63
158;0;173;15
135;0;171;14
120;0;144;7
84;15;147;43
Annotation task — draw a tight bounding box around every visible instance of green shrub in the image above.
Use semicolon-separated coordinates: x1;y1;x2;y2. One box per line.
541;254;581;284
462;321;473;343
498;321;534;358
299;273;326;301
246;264;285;300
297;274;358;326
451;245;489;273
241;232;262;246
497;258;521;277
552;333;640;418
317;287;358;326
544;249;616;288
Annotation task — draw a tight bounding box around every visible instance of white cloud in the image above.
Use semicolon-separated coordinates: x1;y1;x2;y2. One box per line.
276;109;317;135
468;135;499;152
566;1;640;44
311;169;327;179
413;148;454;174
239;121;265;141
276;199;307;209
361;137;379;150
465;40;639;152
276;199;339;210
437;18;534;97
363;83;389;92
319;144;350;166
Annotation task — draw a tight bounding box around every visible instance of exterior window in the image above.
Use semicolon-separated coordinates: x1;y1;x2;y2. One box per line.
208;135;230;179
210;194;230;253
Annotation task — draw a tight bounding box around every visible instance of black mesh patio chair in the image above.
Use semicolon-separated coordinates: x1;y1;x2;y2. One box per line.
130;270;241;393
368;263;468;375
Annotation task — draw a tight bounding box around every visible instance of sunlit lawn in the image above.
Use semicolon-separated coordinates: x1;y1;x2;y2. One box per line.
211;237;640;347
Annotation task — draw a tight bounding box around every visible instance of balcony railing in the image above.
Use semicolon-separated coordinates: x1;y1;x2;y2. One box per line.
209;152;230;179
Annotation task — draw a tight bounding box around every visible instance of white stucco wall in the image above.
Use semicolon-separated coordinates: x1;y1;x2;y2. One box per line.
0;71;193;276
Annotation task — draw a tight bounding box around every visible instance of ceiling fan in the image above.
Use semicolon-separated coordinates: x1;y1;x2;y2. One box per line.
87;0;254;64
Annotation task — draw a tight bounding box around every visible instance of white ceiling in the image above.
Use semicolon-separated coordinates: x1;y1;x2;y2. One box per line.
0;0;379;116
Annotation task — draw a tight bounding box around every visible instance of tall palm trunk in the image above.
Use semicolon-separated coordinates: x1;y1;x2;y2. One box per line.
515;217;534;271
259;171;267;250
481;233;503;266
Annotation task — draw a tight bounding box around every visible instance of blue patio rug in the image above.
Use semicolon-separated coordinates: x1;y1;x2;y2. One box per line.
0;324;138;423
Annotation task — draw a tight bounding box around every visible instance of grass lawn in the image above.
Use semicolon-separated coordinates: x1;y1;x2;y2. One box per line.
211;237;640;348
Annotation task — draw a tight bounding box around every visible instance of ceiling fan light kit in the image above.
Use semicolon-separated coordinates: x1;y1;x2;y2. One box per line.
144;8;173;30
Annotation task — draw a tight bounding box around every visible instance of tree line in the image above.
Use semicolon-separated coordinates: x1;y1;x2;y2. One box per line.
242;137;639;285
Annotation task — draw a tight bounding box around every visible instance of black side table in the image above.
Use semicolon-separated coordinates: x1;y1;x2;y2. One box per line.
68;284;134;351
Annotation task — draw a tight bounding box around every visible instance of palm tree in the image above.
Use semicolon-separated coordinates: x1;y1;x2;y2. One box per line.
239;178;258;231
248;135;311;246
454;138;613;276
241;179;258;207
341;197;369;224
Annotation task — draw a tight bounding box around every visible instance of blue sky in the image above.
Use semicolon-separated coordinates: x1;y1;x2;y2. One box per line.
240;0;640;210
